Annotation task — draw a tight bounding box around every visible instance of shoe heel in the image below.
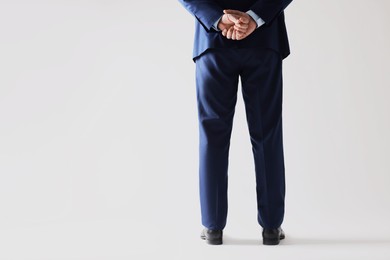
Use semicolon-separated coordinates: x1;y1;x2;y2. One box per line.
263;238;280;245
206;238;223;245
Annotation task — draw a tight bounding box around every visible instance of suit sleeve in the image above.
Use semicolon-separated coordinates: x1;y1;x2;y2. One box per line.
178;0;224;32
249;0;293;25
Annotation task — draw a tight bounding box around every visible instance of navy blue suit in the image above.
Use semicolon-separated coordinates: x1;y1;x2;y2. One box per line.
178;0;293;230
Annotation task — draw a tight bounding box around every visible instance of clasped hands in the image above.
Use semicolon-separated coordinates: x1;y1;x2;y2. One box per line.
218;9;257;40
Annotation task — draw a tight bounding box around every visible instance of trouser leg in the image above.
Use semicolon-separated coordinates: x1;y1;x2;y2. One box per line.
240;48;286;229
195;49;240;230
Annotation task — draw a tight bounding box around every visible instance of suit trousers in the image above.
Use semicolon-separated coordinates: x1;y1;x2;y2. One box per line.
195;47;286;230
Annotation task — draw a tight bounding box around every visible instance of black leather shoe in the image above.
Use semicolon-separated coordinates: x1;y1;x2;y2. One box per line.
262;227;285;245
200;228;223;245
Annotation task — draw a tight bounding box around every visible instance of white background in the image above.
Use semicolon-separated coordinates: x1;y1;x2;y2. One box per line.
0;0;389;259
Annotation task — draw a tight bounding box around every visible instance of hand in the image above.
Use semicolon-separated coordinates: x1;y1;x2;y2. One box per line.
217;12;249;38
220;9;257;40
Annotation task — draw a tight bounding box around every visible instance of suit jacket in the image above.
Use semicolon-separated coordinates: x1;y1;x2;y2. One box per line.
178;0;293;62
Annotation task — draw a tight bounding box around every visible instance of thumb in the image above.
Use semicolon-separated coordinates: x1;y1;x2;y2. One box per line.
226;13;240;23
239;16;249;23
224;9;248;24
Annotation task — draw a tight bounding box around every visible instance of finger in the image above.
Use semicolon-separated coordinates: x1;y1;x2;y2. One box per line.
234;25;247;33
226;27;234;39
226;27;233;39
239;16;249;24
223;9;244;16
222;28;227;37
221;14;233;25
232;29;237;40
224;10;249;24
226;13;240;24
238;22;249;28
234;24;248;31
234;27;247;34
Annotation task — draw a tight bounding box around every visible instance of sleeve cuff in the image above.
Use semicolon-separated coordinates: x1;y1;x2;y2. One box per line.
246;10;265;28
212;15;223;31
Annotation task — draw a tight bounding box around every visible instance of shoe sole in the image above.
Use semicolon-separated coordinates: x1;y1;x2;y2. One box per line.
201;235;223;245
263;234;285;245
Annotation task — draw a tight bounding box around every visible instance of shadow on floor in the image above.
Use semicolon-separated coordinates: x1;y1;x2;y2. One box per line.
223;235;390;246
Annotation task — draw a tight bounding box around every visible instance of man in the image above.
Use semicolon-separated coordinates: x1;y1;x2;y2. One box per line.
178;0;293;245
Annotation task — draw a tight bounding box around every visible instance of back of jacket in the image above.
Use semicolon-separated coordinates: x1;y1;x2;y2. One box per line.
179;0;293;62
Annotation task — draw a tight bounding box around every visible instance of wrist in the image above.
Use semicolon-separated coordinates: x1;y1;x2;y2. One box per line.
246;10;261;28
248;16;257;27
